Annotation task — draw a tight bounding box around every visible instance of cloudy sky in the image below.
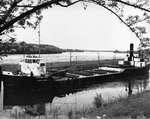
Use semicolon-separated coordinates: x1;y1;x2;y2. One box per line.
16;3;140;50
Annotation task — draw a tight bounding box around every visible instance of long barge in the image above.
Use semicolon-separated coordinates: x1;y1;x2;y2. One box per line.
0;44;149;89
53;65;149;88
52;43;150;87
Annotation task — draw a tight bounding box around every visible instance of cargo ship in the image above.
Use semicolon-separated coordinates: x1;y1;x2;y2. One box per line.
0;43;149;89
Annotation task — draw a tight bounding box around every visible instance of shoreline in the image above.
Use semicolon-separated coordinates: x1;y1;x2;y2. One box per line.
86;90;150;119
1;90;150;119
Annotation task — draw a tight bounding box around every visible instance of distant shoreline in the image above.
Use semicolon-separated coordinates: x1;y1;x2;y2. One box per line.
1;50;136;55
84;50;139;54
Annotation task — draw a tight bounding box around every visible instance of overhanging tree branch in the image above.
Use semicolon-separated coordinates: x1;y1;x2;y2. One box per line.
129;16;150;26
0;0;58;34
56;0;83;7
1;0;150;41
0;0;4;5
91;0;142;41
16;5;35;8
0;1;18;25
111;0;150;13
0;0;82;34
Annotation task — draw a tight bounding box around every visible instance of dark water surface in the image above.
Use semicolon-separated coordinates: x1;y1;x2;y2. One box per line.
2;71;150;114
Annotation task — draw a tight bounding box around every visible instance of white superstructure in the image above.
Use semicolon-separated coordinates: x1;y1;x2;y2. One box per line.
118;56;147;68
19;55;46;77
118;43;147;68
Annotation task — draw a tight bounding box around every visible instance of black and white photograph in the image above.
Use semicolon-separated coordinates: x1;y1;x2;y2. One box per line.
0;0;150;119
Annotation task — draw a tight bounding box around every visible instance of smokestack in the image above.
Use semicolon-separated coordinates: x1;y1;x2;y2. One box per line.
129;43;134;61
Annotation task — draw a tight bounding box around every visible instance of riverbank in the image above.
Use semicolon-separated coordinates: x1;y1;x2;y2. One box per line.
83;90;150;119
1;90;150;119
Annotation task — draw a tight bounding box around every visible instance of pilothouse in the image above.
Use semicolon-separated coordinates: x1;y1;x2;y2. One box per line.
19;55;46;77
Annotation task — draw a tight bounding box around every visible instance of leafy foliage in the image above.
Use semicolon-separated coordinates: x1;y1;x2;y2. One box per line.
88;0;150;49
0;0;79;37
0;0;150;51
0;40;63;54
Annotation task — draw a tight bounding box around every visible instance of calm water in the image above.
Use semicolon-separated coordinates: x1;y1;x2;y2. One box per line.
3;71;150;114
50;73;150;111
1;52;150;114
0;52;126;64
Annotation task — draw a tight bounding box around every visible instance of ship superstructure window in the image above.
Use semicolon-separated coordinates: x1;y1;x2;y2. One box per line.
25;59;40;63
40;63;45;66
33;59;40;63
25;59;32;63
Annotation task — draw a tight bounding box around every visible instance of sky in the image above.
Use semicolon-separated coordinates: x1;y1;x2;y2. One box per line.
16;3;140;51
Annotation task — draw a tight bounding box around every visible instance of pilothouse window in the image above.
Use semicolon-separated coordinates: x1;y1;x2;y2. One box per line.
25;59;40;63
40;63;45;66
25;59;32;63
33;59;40;63
33;59;37;63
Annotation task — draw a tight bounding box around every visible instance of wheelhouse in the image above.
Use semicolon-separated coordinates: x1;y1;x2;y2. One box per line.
19;55;46;77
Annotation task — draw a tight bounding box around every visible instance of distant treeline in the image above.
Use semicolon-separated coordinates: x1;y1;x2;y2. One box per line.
0;40;83;54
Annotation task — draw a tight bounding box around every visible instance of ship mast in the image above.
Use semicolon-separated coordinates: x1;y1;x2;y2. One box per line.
38;23;41;57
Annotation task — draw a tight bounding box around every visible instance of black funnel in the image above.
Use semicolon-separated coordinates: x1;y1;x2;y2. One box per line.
129;43;134;61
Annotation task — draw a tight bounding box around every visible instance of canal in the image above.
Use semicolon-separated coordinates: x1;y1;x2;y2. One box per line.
2;71;150;115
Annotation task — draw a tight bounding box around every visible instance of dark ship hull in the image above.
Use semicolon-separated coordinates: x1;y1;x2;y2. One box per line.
0;74;54;92
122;65;149;75
0;63;149;93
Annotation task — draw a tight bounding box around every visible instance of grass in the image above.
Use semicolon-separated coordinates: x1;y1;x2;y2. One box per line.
93;93;104;108
90;90;150;118
2;85;150;119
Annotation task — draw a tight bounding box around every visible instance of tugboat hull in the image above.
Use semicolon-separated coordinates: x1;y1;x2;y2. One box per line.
122;65;149;75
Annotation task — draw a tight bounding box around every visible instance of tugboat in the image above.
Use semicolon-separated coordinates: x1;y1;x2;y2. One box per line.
117;43;149;75
99;43;150;76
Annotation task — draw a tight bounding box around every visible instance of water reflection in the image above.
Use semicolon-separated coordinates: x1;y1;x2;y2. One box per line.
2;72;150;115
125;74;149;96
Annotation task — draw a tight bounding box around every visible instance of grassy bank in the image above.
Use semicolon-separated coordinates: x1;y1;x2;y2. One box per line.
4;91;150;119
62;91;150;119
86;90;150;119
